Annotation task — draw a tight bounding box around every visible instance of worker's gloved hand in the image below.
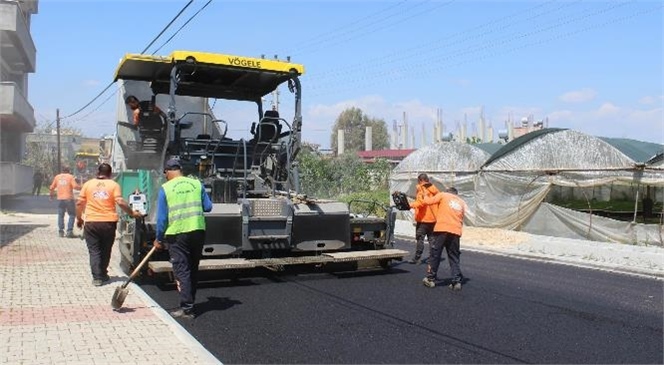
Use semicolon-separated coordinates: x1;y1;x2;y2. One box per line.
131;210;143;219
76;218;84;229
153;239;164;251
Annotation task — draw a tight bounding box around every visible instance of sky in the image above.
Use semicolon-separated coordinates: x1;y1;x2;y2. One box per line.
29;0;664;148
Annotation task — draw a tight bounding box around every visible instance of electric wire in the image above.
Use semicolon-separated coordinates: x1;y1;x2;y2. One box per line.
59;0;195;121
152;0;213;55
308;1;661;98
295;0;407;50
293;0;456;57
311;0;570;80
71;0;213;126
141;0;194;54
307;1;638;93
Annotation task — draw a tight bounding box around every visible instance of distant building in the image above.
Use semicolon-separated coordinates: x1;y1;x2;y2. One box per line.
26;132;100;174
0;0;38;195
511;118;545;139
357;149;415;165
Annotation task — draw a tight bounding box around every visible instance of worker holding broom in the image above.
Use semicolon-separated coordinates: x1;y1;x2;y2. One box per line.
76;163;143;286
153;158;213;320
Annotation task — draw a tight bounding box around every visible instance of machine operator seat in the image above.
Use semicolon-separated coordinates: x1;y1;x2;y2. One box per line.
257;109;282;143
136;100;166;152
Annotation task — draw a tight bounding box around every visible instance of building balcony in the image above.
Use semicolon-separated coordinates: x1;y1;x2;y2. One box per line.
0;81;35;132
18;0;37;15
0;0;36;73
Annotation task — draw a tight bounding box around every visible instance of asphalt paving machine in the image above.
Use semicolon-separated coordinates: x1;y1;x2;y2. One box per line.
111;51;406;278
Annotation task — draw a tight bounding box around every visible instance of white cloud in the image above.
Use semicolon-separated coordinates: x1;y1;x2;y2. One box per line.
596;102;620;116
547;109;573;120
638;95;664;105
496;106;543;121
303;96;664;148
559;88;597;103
305;96;443;148
83;79;100;87
548;103;663;143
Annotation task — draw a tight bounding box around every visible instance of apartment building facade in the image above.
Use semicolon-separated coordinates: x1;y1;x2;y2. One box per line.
0;0;38;195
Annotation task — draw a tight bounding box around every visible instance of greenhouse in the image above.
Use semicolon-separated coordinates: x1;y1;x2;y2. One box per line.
389;141;499;208
390;129;664;245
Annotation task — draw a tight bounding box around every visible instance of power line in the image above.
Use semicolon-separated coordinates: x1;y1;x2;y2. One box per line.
152;0;213;55
308;1;657;98
141;0;194;54
291;1;439;57
288;0;408;53
293;0;455;57
60;82;115;120
67;88;119;126
60;0;196;121
307;1;633;91
311;0;566;80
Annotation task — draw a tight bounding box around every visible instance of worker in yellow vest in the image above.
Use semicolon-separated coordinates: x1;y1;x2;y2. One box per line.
154;159;212;319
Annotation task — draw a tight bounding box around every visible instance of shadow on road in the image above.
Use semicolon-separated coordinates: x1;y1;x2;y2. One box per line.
196;296;243;316
0;224;49;248
1;195;58;215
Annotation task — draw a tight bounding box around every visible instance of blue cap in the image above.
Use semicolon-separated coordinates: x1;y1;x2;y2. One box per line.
164;158;181;170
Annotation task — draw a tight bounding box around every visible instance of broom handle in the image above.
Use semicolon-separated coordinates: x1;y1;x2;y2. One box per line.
123;246;157;289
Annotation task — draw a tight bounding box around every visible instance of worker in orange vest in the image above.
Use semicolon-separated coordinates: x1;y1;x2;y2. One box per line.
49;166;80;238
421;187;467;290
407;173;440;264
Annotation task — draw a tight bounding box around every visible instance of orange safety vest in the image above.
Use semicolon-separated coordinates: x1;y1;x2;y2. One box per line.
410;183;440;223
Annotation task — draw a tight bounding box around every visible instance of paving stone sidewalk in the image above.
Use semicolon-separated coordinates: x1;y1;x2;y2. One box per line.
0;212;221;365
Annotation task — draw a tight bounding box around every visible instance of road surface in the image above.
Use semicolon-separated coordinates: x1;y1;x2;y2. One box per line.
140;240;663;364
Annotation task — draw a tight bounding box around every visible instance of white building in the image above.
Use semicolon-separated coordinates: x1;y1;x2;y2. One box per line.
0;0;38;195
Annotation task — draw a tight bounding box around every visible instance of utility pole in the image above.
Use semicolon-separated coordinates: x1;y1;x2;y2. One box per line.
272;88;280;112
56;108;61;173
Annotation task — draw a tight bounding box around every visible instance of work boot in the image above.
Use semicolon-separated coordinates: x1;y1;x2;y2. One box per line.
170;309;195;320
422;277;435;288
66;231;75;238
408;257;421;264
448;282;462;291
92;279;103;287
58;231;64;237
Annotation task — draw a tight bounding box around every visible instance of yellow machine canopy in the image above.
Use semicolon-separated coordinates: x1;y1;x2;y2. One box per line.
113;51;305;101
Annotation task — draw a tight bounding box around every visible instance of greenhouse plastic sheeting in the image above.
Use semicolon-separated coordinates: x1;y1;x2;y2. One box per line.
390;142;491;221
523;203;663;246
389;130;664;246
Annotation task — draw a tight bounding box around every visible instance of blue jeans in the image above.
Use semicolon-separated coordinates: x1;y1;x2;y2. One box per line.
58;200;76;233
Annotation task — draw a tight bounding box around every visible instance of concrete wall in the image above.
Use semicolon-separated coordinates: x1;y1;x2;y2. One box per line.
0;161;32;195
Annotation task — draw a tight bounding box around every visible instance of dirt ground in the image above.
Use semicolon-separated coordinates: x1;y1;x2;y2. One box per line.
461;226;531;248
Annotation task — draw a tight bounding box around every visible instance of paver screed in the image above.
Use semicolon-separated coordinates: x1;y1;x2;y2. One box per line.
0;213;221;365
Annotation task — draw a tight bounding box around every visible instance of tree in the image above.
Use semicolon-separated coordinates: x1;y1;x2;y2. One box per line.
466;136;482;144
23;140;54;177
330;107;389;155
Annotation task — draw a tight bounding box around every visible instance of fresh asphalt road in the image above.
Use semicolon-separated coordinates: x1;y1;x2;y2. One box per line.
140;239;664;364
7;196;661;363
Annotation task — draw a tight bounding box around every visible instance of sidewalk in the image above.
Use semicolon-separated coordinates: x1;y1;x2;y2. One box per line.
394;220;664;279
0;212;221;365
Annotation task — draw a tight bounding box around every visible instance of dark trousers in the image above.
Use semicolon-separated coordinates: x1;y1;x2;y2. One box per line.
414;222;435;259
165;230;205;312
84;222;117;280
427;232;462;283
57;200;76;233
32;181;42;195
